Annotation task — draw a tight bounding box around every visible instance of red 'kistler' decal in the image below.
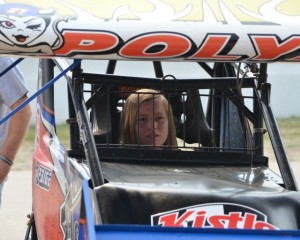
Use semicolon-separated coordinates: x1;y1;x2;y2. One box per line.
151;203;278;230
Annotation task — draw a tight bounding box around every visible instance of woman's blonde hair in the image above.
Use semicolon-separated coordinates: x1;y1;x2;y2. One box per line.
121;89;177;146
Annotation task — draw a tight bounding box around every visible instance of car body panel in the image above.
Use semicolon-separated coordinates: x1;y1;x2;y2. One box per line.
0;1;299;240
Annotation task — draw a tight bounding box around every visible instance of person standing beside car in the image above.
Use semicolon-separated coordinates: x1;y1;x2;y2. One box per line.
0;57;31;207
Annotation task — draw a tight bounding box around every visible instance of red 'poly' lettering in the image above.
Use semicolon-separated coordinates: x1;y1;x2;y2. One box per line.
55;30;119;56
158;210;194;227
189;34;242;60
119;33;191;58
250;35;300;61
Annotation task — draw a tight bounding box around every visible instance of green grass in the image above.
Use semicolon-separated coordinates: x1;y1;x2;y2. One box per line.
277;116;300;142
263;117;300;162
56;123;71;145
276;117;300;160
25;125;36;142
26;123;70;147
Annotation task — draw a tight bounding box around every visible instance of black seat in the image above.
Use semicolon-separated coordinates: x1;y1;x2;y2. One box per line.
168;89;214;147
91;85;127;144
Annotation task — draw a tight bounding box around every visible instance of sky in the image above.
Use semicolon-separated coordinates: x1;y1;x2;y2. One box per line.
16;58;300;125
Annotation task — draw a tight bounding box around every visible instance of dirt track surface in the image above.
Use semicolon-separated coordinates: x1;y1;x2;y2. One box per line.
0;171;32;240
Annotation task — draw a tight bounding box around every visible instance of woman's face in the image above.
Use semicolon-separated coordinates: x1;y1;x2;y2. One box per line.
0;15;47;45
135;99;168;146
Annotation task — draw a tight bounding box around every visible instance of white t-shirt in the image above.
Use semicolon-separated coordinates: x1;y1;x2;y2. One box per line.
0;58;28;151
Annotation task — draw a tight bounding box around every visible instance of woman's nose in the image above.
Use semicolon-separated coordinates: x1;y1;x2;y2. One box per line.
146;119;152;128
146;119;157;128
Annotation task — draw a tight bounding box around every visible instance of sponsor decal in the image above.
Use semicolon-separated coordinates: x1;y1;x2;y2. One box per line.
0;2;299;61
118;86;139;97
54;30;300;61
151;203;278;230
34;161;52;191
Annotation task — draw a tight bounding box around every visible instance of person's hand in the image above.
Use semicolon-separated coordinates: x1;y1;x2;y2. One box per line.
0;160;11;183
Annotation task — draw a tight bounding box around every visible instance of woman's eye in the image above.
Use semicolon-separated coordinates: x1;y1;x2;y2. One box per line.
156;116;165;121
0;21;15;29
138;117;147;123
27;24;41;30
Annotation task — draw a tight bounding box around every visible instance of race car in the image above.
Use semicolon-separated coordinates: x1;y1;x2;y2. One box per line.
0;1;299;239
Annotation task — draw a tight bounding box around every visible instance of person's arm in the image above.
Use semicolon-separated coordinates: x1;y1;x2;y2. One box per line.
0;95;31;182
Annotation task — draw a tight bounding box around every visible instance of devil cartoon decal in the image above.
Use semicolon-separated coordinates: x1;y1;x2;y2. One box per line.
0;3;64;55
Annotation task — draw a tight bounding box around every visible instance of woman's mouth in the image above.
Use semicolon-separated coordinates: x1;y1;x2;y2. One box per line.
147;134;159;139
14;35;28;43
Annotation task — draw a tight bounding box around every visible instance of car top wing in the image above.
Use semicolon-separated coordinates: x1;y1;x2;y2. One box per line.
0;1;300;62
